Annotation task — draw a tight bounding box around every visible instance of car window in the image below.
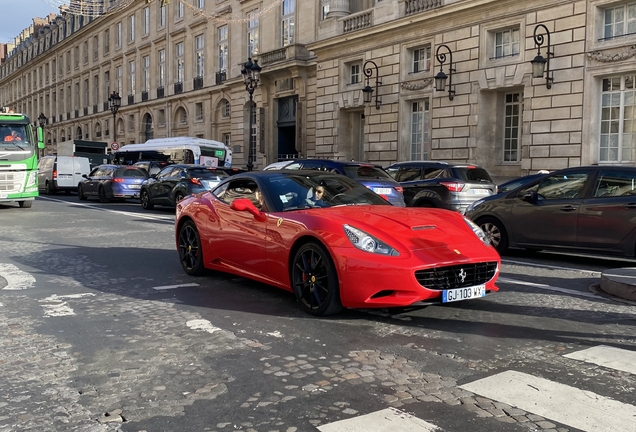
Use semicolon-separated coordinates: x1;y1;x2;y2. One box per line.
423;168;445;179
343;165;392;180
215;179;262;209
302;161;323;170
156;166;175;179
90;167;102;177
451;167;493;182
532;172;589;200
396;167;422;182
38;158;54;170
385;166;398;179
115;167;147;178
594;170;636;197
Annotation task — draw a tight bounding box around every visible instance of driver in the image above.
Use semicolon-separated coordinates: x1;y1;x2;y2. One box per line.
4;130;22;142
306;185;329;207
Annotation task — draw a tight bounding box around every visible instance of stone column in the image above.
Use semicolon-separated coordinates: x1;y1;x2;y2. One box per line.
327;0;351;18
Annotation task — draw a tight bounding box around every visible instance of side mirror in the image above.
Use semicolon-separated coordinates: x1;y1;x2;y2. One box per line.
150;174;157;179
36;126;45;149
82;174;88;179
230;198;267;222
522;190;538;203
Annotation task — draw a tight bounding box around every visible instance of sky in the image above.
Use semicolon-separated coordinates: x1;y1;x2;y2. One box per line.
0;0;60;44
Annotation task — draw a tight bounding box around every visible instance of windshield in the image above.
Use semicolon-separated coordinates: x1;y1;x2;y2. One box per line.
187;168;229;180
0;125;31;149
264;173;391;212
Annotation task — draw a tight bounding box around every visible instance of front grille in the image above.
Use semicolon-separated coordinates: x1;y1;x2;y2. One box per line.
0;170;26;193
415;262;497;290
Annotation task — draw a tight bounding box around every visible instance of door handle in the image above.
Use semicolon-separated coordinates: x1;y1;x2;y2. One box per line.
624;203;636;209
560;205;577;212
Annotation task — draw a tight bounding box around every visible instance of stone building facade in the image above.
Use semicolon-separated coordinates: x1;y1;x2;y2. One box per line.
1;0;636;177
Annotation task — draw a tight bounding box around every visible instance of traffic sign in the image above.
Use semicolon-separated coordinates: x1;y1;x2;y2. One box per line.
110;142;120;151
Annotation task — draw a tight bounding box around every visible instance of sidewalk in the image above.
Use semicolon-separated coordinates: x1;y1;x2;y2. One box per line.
599;268;636;302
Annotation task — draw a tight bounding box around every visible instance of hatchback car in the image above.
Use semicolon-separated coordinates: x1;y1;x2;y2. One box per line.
465;165;636;257
385;161;496;213
78;165;148;202
140;164;229;209
281;159;406;206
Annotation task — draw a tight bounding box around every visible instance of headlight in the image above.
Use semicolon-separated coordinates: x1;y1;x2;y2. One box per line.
26;171;37;187
463;217;490;246
465;198;485;214
343;224;400;256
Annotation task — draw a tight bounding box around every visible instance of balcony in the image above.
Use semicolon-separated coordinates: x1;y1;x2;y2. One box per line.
193;76;203;90
142;90;148;102
157;87;165;98
127;94;134;105
174;82;183;94
216;71;226;85
342;10;373;33
259;44;311;67
404;0;443;16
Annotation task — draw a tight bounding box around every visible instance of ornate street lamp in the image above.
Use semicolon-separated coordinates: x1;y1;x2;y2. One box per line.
530;24;553;89
108;91;122;145
435;44;455;101
37;112;47;128
362;60;381;110
241;58;261;171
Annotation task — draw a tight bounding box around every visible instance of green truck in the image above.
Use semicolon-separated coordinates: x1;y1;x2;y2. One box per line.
0;112;45;208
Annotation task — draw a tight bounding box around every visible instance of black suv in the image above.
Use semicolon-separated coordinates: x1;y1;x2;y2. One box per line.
385;161;496;213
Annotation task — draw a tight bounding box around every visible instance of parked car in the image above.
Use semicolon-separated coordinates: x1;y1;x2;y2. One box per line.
78;164;148;202
385;161;496;213
175;170;500;316
37;156;91;194
133;160;173;176
280;159;406;206
496;172;550;195
465;165;636;257
140;164;229;210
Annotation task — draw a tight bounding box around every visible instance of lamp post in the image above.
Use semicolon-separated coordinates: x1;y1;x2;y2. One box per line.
108;90;122;147
241;58;261;171
530;24;553;89
362;60;381;110
435;44;455;101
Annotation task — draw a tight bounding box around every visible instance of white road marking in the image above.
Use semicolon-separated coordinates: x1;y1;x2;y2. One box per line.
460;370;636;432
0;263;36;290
266;331;284;338
564;345;636;375
39;293;96;317
153;283;200;290
498;277;599;299
186;319;222;334
37;196;174;222
318;408;440;432
502;259;601;276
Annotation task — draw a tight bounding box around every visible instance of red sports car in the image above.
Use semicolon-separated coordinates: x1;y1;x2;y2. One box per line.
175;170;500;316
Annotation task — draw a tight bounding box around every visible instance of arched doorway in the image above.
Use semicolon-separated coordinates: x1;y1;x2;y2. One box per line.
142;113;153;142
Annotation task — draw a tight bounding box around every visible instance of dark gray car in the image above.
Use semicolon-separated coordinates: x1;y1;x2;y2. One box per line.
465;165;636;257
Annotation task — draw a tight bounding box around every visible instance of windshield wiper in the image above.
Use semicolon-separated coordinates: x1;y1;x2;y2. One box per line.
10;142;25;150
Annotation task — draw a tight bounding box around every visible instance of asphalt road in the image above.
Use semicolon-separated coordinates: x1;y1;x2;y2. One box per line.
0;195;635;432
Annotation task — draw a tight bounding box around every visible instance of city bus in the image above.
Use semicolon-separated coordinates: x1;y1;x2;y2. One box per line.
0;111;45;208
111;137;232;168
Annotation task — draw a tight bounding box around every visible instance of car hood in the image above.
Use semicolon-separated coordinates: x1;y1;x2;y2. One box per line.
295;205;484;251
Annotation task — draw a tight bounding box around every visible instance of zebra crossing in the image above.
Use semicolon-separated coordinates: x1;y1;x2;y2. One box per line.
318;345;636;432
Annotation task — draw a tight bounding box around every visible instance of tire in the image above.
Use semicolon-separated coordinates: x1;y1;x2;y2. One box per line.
291;241;342;316
141;189;154;210
18;200;32;208
44;181;52;195
478;216;509;254
78;185;87;200
178;220;206;276
174;192;185;205
98;186;109;203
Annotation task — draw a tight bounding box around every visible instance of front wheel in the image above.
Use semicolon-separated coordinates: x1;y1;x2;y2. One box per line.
18;200;32;208
78;185;87;200
141;189;154;210
291;242;342;316
178;221;206;275
478;216;509;254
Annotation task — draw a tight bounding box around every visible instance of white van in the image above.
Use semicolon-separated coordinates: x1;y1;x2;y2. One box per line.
37;156;91;194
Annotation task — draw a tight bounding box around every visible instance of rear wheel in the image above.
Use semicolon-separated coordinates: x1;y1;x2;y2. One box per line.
178;221;205;275
292;242;342;316
44;181;52;195
98;186;109;203
18;200;32;208
78;185;87;200
478;216;508;254
174;192;185;205
141;189;154;210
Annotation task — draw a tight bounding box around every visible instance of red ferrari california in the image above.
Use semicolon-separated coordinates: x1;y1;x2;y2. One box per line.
176;170;500;316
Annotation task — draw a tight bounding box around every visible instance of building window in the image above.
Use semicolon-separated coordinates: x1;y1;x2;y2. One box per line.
74;46;79;68
84;79;89;107
350;63;361;84
604;2;636;40
83;41;88;64
159;4;166;28
410;100;430;160
116;22;122;48
158;109;166;126
129;15;135;42
158;49;166;87
175;42;184;83
104;29;110;54
503;92;522;162
247;10;259;58
116;65;122;95
218;25;228;72
104;71;110;101
196;0;204;8
93;36;99;61
143;7;149;35
222;99;231;117
223;132;231;147
176;1;184;19
195;34;205;78
413;46;431;73
142;55;150;92
129;60;136;95
281;0;295;47
321;0;330;20
195;102;203;121
601;75;636;162
93;75;99;105
494;28;519;59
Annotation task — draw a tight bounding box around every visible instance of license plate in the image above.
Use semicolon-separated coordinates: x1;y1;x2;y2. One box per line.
442;285;486;303
128;184;141;189
58;174;72;178
471;189;491;195
373;187;392;195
